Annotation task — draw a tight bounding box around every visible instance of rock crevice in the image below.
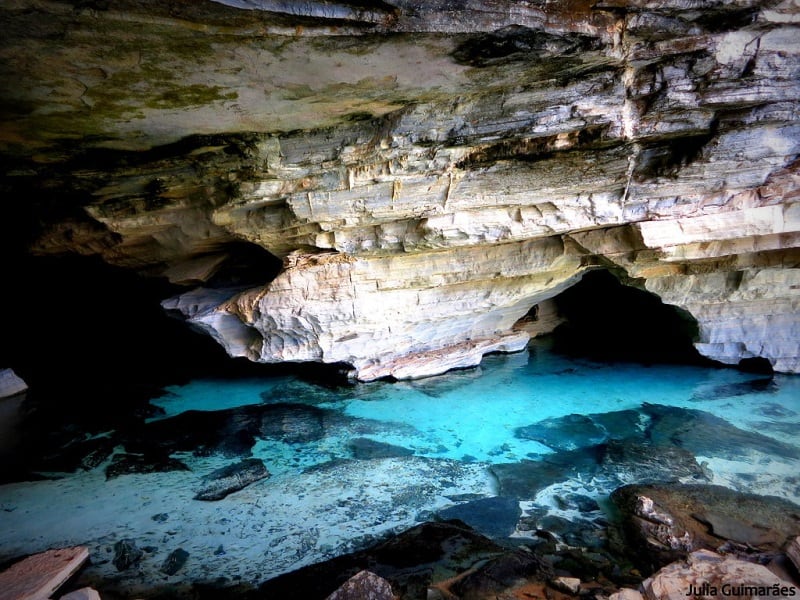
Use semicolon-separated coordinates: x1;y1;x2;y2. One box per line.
2;0;798;378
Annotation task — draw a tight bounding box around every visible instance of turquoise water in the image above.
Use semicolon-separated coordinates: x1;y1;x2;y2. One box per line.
2;340;799;594
153;340;800;473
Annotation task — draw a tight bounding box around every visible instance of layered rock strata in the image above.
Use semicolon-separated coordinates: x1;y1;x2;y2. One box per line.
2;0;798;378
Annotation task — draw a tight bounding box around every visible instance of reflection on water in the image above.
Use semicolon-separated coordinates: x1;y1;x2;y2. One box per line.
1;339;798;595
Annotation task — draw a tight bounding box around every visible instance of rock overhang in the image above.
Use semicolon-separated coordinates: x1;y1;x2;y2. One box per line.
2;0;799;379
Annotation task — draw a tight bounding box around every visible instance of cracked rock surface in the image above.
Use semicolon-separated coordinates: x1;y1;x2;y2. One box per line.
2;0;799;378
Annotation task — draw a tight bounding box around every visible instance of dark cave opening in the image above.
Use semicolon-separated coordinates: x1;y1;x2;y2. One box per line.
0;252;340;433
547;269;715;367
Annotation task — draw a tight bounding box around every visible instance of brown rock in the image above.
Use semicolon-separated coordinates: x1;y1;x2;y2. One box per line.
0;546;89;600
642;550;798;600
325;570;395;600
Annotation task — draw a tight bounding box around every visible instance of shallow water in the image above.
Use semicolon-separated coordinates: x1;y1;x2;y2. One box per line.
1;340;799;596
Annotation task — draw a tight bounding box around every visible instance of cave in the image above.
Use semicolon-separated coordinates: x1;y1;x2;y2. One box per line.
1;0;799;598
546;269;712;367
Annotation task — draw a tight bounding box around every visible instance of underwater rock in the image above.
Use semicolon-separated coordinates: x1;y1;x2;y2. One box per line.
516;414;607;451
611;483;800;573
600;440;707;483
516;409;644;451
436;496;522;540
160;548;189;576
689;377;778;401
194;458;270;501
491;446;604;499
112;539;143;572
258;403;326;444
123;402;330;460
325;570;394;600
642;403;800;461
348;437;414;460
105;453;190;479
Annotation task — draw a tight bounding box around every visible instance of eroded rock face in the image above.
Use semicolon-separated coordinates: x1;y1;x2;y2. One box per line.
2;0;798;379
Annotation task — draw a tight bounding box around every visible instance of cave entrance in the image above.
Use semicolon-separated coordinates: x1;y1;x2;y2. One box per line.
526;269;711;366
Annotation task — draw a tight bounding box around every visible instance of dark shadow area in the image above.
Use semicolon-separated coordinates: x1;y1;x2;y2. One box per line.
550;269;713;366
0;252;350;482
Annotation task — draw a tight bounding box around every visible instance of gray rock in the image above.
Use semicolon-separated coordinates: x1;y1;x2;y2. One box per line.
194;458;270;501
112;539;143;572
160;548;189;576
325;570;394;600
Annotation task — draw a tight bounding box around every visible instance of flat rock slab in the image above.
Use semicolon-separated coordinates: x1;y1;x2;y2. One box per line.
0;546;89;600
194;457;270;501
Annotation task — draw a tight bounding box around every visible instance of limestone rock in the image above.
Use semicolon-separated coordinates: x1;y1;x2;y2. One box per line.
325;570;395;600
0;369;27;399
611;484;800;572
2;0;799;378
610;589;645;600
642;550;798;600
194;458;270;501
552;576;582;594
60;587;102;600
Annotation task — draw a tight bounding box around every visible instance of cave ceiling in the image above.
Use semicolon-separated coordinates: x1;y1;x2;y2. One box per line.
1;0;799;378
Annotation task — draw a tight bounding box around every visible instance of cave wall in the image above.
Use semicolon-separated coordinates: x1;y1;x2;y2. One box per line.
1;0;798;379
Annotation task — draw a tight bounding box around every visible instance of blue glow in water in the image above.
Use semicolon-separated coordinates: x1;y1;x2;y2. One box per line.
2;341;799;593
152;340;800;469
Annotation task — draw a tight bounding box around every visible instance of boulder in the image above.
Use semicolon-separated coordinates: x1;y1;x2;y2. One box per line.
348;438;414;460
60;587;102;600
112;539;143;572
0;368;27;398
642;550;798;600
325;570;395;600
160;548;189;576
611;484;800;573
194;458;270;501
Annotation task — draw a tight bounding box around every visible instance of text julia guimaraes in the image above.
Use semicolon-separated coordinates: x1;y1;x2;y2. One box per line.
686;583;798;597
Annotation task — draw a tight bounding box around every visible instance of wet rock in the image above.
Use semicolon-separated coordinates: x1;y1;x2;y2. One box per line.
194;458;270;501
642;550;797;600
113;539;143;571
448;548;555;598
348;437;414;460
600;440;707;483
259;403;326;444
151;513;169;522
325;570;394;600
611;483;800;574
258;521;507;599
160;548;189;576
491;446;603;499
564;494;600;513
437;496;522;540
642;403;800;461
552;575;581;594
689;377;777;402
516;413;608;451
60;588;101;600
105;453;190;479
